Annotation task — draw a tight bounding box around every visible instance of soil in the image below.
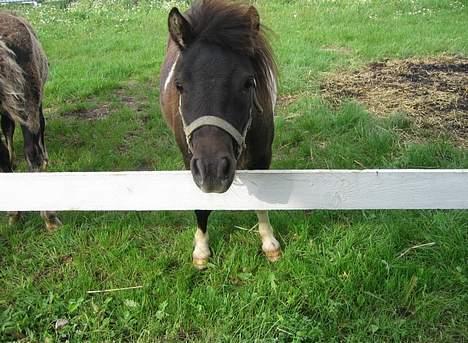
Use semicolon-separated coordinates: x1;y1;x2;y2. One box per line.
62;80;151;120
64;104;111;120
320;56;468;146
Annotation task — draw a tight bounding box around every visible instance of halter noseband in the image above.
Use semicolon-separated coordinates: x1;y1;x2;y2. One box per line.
178;79;262;159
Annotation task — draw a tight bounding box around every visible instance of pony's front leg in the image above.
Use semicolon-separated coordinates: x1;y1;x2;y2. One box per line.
0;133;21;225
39;211;61;231
0;136;12;172
2;117;22;225
256;210;281;262
22;120;61;231
193;210;211;270
1;115;16;168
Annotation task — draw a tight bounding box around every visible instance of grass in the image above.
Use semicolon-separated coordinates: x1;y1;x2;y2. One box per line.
1;0;467;341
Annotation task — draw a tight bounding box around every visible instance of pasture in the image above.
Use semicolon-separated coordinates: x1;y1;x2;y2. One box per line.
1;0;467;341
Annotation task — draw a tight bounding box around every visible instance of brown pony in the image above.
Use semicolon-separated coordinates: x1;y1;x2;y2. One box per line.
0;11;60;230
160;0;280;269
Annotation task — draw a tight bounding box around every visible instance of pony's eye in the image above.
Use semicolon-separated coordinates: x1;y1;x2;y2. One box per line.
244;78;255;90
175;81;184;93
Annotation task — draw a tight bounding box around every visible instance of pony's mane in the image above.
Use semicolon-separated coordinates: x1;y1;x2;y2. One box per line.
0;40;27;124
186;0;278;106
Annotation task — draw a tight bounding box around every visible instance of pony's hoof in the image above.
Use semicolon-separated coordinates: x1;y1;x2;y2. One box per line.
193;257;209;270
45;217;62;232
264;248;282;262
7;212;21;226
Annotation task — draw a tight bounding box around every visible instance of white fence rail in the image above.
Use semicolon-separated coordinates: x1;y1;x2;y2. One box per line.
0;170;467;211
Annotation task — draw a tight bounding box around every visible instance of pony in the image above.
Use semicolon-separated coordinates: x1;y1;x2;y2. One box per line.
0;11;60;230
159;0;280;269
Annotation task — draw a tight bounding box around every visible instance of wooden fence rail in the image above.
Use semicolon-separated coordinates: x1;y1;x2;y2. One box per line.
0;170;467;211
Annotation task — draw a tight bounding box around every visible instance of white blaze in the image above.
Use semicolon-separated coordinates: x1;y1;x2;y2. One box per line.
163;53;179;94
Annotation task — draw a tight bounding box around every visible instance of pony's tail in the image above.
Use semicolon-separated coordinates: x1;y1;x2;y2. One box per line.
0;40;38;132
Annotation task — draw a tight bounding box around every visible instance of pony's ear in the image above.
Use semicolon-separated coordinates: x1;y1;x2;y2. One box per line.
168;7;194;50
247;6;260;32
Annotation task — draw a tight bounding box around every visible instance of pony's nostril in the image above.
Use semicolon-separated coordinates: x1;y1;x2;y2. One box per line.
218;157;231;179
191;158;202;180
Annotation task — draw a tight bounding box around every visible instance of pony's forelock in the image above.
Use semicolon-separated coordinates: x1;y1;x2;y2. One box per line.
185;0;278;108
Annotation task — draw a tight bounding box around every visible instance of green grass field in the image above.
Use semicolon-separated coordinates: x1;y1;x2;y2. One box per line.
1;0;467;341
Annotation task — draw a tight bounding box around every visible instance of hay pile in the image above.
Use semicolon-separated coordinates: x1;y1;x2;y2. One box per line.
321;56;468;146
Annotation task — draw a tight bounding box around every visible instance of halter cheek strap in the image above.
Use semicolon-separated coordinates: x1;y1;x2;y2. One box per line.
178;81;260;159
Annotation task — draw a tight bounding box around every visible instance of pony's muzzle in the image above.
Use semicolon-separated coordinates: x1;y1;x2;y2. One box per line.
190;155;236;193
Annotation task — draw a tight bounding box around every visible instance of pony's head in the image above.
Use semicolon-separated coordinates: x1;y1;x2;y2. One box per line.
168;0;276;193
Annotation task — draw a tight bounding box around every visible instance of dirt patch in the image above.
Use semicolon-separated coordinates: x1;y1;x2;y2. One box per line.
61;81;152;120
115;79;154;113
278;93;302;107
115;88;147;113
321;55;468;146
277;91;314;113
64;104;111;120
